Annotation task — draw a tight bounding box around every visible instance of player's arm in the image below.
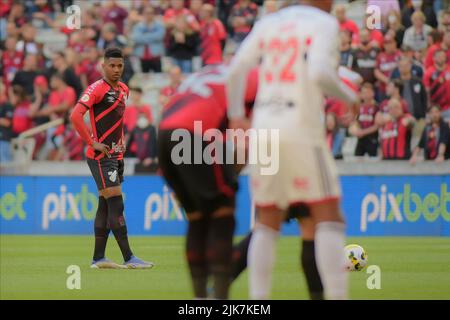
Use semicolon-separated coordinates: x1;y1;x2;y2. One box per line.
226;23;262;130
70;100;111;158
308;19;358;105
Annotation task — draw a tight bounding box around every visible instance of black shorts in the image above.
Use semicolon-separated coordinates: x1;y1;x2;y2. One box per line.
355;135;378;157
87;158;124;190
158;129;238;216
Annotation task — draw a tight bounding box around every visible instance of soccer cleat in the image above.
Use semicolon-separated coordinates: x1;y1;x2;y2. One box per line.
123;256;155;269
90;257;124;269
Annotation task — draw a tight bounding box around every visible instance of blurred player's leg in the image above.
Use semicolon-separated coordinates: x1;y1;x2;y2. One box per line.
298;216;324;300
310;200;347;300
93;196;110;261
248;207;283;299
231;231;253;281
186;212;209;299
207;208;235;299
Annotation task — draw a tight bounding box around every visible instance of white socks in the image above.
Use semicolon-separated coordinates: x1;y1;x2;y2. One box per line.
315;221;348;300
248;224;279;299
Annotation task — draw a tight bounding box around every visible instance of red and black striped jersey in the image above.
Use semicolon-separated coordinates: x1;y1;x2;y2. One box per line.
77;79;129;160
424;65;450;112
380;115;413;160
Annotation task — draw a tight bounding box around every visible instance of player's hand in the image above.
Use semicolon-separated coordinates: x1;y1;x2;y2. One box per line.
229;118;251;132
409;155;418;166
92;141;111;158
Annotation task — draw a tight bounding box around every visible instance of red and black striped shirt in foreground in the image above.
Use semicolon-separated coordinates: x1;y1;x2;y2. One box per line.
424;65;450;112
76;79;129;160
380;115;414;160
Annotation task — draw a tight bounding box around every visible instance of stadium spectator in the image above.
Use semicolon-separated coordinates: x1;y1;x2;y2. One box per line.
11;85;32;136
16;24;39;56
77;45;102;88
97;23;126;52
11;53;39;97
402;11;433;51
359;14;385;48
439;10;450;33
164;0;200;32
384;11;406;48
101;0;128;35
199;3;227;66
228;0;258;44
424;49;450;121
29;75;50;126
30;0;56;29
166;15;199;73
0;81;14;162
340;30;357;69
159;65;183;109
79;8;102;43
2;21;20;45
35;73;76;121
128;114;158;172
218;0;237;35
29;75;50;157
7;2;28;28
391;52;424;80
396;56;428;122
2;35;23;92
410;105;450;163
189;0;204;21
401;0;437;29
379;80;410;114
48;51;82;97
325;112;344;159
352;83;380;157
124;87;153;135
424;30;450;69
335;4;359;44
131;6;166;73
380;98;415;160
375;33;402;99
354;29;380;84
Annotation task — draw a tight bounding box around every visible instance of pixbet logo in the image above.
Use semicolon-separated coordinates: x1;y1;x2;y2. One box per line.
0;184;27;221
360;184;450;232
42;185;97;230
144;186;185;230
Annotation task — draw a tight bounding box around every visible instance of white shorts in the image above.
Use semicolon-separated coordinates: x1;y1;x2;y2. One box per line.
249;138;341;210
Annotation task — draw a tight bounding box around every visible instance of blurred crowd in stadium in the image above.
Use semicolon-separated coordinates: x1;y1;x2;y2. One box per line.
0;0;449;169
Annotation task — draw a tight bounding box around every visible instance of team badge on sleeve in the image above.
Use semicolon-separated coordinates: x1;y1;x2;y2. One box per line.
81;94;90;102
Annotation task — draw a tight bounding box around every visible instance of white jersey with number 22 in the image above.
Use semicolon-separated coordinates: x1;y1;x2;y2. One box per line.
227;5;357;143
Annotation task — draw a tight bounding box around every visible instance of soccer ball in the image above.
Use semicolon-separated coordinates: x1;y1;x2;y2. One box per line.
344;244;368;271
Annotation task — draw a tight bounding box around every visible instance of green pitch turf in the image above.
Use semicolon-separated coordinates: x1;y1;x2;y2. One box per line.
1;236;449;300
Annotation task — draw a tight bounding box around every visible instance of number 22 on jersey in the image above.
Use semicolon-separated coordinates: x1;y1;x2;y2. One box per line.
261;37;312;84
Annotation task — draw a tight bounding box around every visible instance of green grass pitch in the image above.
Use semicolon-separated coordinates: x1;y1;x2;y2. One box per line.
1;236;449;300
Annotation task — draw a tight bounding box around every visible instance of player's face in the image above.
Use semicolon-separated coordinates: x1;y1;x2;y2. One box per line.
103;57;124;82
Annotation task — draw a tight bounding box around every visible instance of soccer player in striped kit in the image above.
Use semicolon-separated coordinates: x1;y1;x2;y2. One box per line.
71;47;153;269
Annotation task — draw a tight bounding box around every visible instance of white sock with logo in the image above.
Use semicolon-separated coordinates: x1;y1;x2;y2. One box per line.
315;221;348;300
248;224;279;299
